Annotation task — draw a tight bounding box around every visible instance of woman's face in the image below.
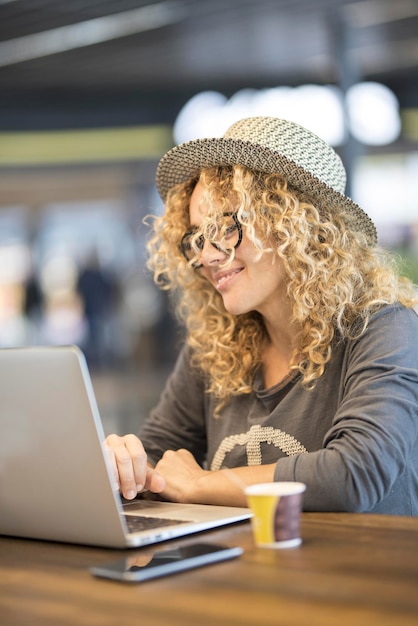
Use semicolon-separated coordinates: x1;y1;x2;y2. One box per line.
188;180;288;320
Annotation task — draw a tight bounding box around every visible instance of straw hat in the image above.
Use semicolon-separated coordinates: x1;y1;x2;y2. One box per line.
156;116;377;246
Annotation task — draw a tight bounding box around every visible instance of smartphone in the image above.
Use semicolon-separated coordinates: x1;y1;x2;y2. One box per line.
90;542;243;582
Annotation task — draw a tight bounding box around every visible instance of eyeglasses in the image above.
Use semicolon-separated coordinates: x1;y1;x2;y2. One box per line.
180;211;243;269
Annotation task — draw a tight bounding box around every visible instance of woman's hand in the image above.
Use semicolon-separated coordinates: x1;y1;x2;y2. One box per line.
106;435;276;507
155;449;275;507
154;448;209;503
105;434;166;500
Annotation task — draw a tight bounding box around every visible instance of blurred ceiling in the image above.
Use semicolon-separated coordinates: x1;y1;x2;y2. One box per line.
0;0;418;130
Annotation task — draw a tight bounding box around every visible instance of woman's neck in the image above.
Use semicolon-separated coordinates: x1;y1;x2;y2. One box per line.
261;316;300;389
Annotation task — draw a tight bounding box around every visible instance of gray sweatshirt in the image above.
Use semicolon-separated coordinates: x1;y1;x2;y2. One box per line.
140;304;418;515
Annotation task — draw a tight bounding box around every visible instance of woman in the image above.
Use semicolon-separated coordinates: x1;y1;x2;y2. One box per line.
107;117;418;514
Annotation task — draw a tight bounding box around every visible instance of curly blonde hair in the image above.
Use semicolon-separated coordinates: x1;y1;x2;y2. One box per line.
146;165;417;406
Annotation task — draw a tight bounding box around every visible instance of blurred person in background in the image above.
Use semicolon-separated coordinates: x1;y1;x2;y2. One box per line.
77;250;117;368
106;117;418;515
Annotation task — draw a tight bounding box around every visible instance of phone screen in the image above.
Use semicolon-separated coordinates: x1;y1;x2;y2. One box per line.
90;542;243;582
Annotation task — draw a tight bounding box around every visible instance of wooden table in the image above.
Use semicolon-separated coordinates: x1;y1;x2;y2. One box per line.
1;513;418;626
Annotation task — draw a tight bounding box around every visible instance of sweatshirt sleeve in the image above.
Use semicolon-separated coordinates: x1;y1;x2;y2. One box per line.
139;345;208;466
273;305;418;513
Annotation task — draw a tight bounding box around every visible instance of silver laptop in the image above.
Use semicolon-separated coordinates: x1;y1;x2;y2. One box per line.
0;346;251;548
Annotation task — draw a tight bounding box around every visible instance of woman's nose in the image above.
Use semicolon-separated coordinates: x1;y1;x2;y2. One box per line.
199;239;225;266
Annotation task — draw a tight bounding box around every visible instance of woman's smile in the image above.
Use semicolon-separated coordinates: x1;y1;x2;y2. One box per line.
213;267;243;290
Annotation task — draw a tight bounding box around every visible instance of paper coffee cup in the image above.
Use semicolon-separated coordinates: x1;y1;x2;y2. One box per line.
245;482;306;548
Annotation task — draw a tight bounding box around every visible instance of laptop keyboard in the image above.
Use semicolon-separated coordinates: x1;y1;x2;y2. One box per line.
124;514;189;533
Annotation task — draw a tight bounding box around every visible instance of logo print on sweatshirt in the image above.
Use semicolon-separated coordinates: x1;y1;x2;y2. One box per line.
210;424;307;470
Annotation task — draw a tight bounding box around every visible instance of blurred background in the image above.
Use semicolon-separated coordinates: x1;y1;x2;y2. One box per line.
1;0;417;433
